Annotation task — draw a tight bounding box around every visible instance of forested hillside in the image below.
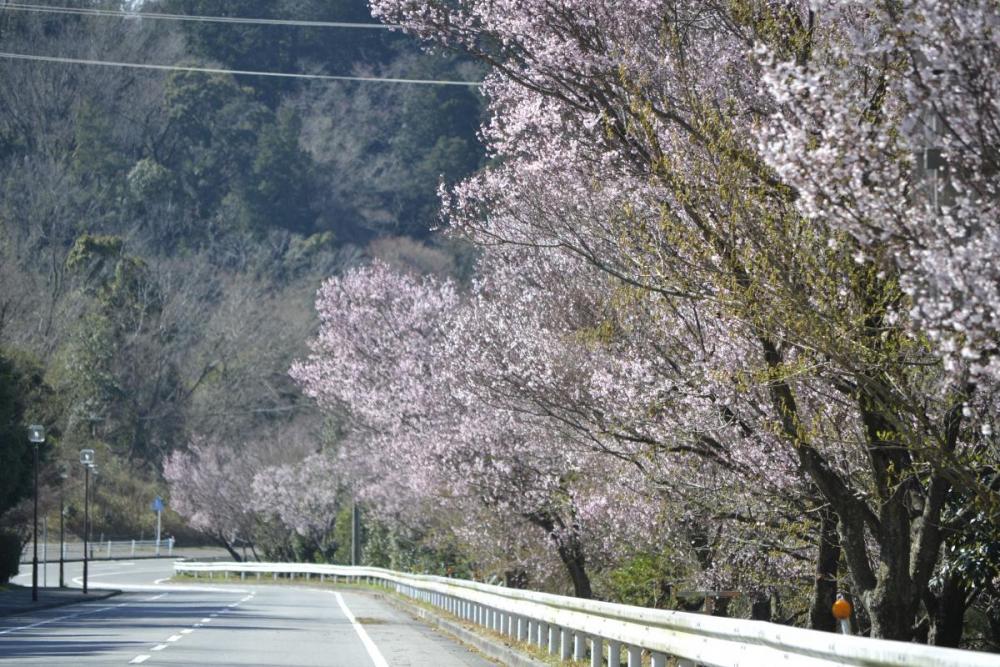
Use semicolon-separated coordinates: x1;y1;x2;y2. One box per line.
0;0;482;554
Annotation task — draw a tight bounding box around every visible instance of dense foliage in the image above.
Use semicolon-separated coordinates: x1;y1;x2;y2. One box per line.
0;0;482;555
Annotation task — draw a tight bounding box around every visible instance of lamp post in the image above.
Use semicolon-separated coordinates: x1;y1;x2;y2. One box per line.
79;449;95;595
28;425;45;602
58;469;68;588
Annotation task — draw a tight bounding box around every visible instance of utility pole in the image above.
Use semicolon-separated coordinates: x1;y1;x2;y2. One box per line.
28;426;45;602
351;503;362;566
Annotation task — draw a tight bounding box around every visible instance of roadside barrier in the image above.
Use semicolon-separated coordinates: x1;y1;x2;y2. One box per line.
173;561;999;667
21;539;174;563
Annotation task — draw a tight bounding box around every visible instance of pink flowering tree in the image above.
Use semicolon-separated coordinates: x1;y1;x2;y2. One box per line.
370;0;998;643
252;453;340;559
163;437;261;561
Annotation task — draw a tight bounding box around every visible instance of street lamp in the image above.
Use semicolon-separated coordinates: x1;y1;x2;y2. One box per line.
28;425;45;602
58;468;68;588
79;449;95;595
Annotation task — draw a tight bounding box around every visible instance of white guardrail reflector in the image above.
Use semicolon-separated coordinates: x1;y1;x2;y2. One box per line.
173;562;1000;667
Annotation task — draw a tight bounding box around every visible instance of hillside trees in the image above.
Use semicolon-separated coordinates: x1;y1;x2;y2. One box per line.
0;0;484;549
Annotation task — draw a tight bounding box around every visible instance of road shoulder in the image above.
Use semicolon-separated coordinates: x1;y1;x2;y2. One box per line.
0;585;120;617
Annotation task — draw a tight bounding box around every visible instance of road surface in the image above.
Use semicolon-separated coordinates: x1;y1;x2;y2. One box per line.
3;559;496;666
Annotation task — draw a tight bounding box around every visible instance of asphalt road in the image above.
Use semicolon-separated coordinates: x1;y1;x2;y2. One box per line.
3;559;496;666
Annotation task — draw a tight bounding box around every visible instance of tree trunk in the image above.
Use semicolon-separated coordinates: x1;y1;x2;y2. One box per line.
809;507;840;632
555;536;593;598
928;570;969;647
217;534;243;562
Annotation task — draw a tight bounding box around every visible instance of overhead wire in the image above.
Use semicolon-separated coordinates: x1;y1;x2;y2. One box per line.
0;1;401;29
0;51;483;86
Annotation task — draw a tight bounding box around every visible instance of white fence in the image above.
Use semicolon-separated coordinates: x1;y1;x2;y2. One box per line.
21;539;174;563
173;561;1000;667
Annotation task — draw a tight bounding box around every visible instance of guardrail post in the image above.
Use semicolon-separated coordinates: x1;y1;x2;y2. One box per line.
560;627;572;659
131;540;135;557
517;616;527;641
241;571;246;581
106;540;111;558
537;621;548;648
627;645;641;667
590;637;603;667
573;633;585;660
608;640;621;667
257;572;261;581
650;652;666;667
548;625;558;655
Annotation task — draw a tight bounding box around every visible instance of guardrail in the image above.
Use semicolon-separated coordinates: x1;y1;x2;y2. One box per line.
173;561;1000;667
21;539;174;563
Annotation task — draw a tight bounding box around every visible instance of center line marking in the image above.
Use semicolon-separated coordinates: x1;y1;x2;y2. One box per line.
151;644;168;651
166;634;182;642
332;592;389;667
129;656;150;664
181;628;193;634
201;618;211;623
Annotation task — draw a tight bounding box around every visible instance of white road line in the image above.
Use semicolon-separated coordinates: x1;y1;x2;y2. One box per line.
151;644;168;651
0;612;74;636
0;601;126;636
210;613;218;617
166;634;182;642
180;628;193;634
331;592;389;667
153;577;171;584
201;618;211;623
146;593;167;601
129;655;150;664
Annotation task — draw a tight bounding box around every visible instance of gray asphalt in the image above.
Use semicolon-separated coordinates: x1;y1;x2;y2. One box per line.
3;559;496;666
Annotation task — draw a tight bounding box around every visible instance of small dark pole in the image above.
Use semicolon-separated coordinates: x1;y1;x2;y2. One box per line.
28;425;45;602
83;464;90;594
32;443;39;601
351;503;362;566
59;475;66;588
82;466;90;594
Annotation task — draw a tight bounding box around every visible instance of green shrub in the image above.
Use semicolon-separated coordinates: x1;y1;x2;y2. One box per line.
0;531;22;584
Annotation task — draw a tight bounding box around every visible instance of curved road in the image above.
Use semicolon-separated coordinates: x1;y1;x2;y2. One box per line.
4;560;496;666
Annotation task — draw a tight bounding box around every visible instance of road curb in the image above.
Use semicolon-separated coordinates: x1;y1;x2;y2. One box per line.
0;589;121;617
378;592;547;667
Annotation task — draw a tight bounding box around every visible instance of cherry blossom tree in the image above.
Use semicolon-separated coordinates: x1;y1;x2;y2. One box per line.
369;0;998;643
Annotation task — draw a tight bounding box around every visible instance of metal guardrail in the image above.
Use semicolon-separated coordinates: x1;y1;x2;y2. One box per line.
173;561;1000;667
21;539;174;563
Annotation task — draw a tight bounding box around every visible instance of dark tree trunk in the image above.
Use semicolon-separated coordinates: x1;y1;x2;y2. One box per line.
556;537;593;598
217;535;243;562
750;591;772;622
809;507;840;632
526;509;593;599
928;570;969;647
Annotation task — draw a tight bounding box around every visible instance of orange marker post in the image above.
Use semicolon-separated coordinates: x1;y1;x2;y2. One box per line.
832;593;852;635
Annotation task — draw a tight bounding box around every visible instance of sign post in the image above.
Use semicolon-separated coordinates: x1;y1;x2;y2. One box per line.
151;496;165;555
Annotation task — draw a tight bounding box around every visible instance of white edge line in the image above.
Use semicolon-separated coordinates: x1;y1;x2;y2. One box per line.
332;592;389;667
166;634;182;642
129;656;150;664
151;644;168;651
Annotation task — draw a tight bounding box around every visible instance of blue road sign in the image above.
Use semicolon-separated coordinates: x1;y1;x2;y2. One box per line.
151;496;165;513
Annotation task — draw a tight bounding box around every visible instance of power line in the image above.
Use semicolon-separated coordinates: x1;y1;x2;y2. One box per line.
0;51;482;87
0;1;401;29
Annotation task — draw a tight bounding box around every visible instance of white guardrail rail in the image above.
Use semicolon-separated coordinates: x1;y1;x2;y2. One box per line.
21;539;174;563
173;561;1000;667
